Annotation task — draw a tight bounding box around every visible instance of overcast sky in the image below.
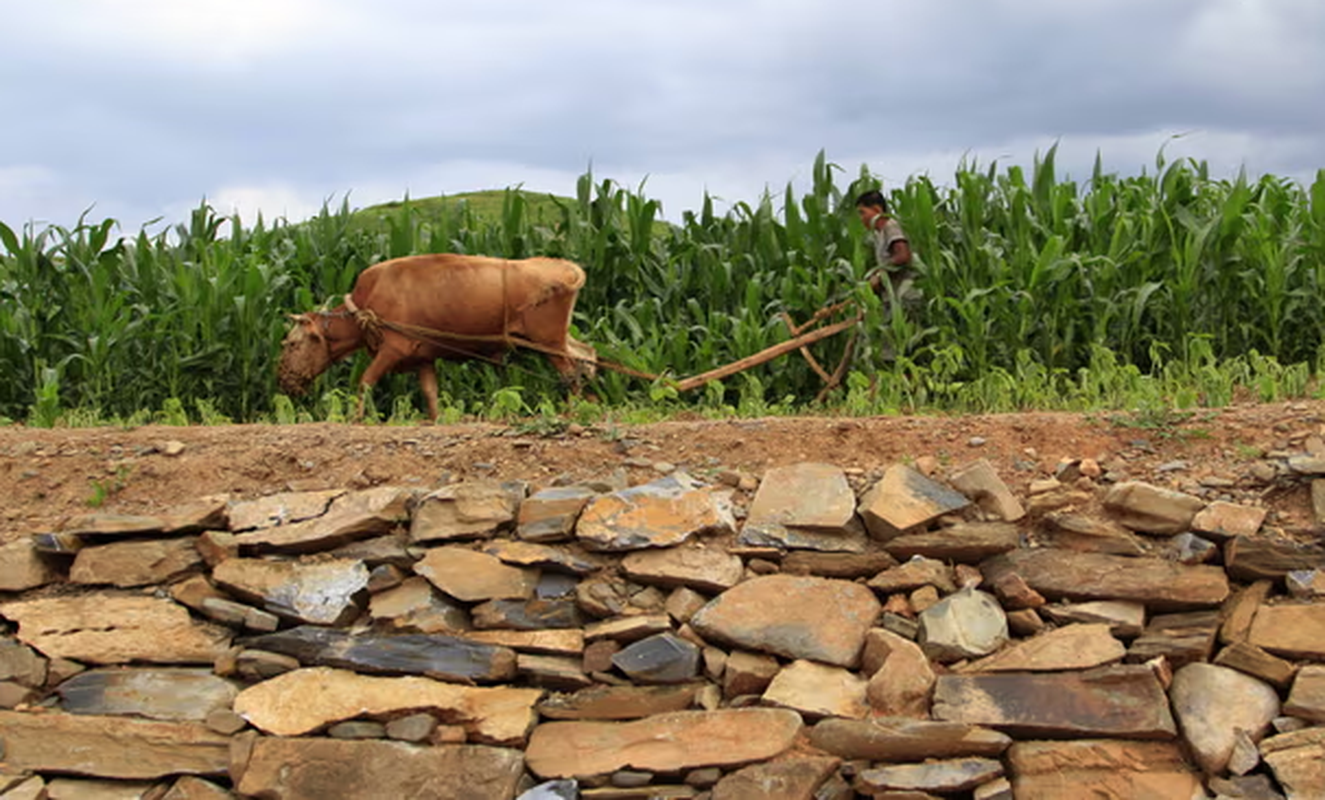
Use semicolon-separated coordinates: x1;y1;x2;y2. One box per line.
2;0;1323;232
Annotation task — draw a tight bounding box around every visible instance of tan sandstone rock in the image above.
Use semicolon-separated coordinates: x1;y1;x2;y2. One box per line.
0;594;231;665
0;710;230;779
1007;740;1203;799
232;666;542;745
525;708;802;778
235;737;523;800
690;574;880;667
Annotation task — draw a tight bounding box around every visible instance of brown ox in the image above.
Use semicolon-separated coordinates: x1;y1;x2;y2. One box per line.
277;253;596;420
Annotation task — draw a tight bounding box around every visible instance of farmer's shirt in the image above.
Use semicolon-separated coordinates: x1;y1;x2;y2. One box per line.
869;217;920;303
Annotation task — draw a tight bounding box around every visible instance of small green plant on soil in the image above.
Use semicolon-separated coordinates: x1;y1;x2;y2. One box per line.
1105;407;1217;441
86;465;132;508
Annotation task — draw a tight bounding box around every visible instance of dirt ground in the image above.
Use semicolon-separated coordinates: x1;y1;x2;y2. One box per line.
1;400;1322;545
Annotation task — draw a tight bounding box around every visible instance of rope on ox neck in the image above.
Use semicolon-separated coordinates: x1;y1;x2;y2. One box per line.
343;294;385;353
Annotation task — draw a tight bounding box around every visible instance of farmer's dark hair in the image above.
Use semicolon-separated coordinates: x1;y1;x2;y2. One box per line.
855;189;888;213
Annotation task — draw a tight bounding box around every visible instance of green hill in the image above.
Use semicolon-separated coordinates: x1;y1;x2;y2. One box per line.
343;188;674;239
346;189;576;234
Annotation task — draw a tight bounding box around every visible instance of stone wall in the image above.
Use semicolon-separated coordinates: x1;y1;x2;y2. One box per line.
2;453;1325;799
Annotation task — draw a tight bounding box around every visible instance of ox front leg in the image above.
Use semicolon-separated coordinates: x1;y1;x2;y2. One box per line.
355;350;402;423
417;362;440;423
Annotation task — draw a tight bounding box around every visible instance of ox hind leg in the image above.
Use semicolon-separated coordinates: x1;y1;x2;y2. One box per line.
416;362;440;422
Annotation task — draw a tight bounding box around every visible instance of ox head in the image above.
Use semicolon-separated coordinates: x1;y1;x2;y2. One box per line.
277;313;333;396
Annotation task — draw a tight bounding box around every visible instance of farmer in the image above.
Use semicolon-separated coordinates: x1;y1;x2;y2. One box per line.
855;189;920;311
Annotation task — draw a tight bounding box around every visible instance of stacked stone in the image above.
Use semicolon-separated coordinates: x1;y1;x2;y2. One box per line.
1;454;1324;799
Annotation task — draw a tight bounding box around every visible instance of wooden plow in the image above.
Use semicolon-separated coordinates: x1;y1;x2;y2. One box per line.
591;298;864;400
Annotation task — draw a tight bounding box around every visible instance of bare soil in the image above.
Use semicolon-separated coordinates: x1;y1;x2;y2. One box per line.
1;401;1322;545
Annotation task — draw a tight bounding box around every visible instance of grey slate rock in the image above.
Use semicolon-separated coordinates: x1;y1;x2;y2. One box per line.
611;632;701;684
472;597;585;630
57;667;239;722
241;625;517;683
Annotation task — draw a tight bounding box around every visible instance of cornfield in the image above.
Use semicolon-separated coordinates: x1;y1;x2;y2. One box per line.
1;148;1323;425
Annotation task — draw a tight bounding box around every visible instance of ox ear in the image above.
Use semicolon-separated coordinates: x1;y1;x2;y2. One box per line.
287;312;312;325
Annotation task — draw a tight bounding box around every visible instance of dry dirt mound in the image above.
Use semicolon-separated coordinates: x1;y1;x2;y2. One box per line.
1;400;1321;543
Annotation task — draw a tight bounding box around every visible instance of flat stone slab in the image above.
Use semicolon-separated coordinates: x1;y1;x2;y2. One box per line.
965;624;1126;673
0;594;231;665
611;632;700;684
368;576;470;634
780;550;898;579
949;459;1025;522
690;574;880;667
621;546;743;593
227;489;345;531
235;738;524;800
1039;601;1146;638
461;628;585;656
70;537;203;588
711;755;841;800
414;546;540;602
409;481;522;543
576;474;735;552
1261;728;1325;800
980;549;1229;610
233;666;542;745
0;538;59;592
211;557;369;625
858;465;971;539
737;519;869;553
856;758;1004;795
933;665;1177;739
1103;481;1205;535
747;462;856;528
1191;501;1267;540
1170;662;1280;774
42;777;163;799
57;667;239;722
919;588;1008;662
525;708;802;778
231;486;414;553
1126;610;1220;669
0;710;230;779
762;660;868;719
1248;603;1325;659
1224;535;1325;581
0;638;47;687
480;540;601;575
1284;665;1325;723
867;556;956;594
1007;740;1203;799
883;522;1021;563
1039;511;1146;556
808;718;1012;761
536;684;700;721
862;628;935;718
241;625;516;683
518;486;597;543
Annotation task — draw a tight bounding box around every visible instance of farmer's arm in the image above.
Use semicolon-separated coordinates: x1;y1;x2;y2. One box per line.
888;238;913;267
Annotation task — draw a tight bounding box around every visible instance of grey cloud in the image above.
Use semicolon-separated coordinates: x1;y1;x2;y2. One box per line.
1;0;1322;228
